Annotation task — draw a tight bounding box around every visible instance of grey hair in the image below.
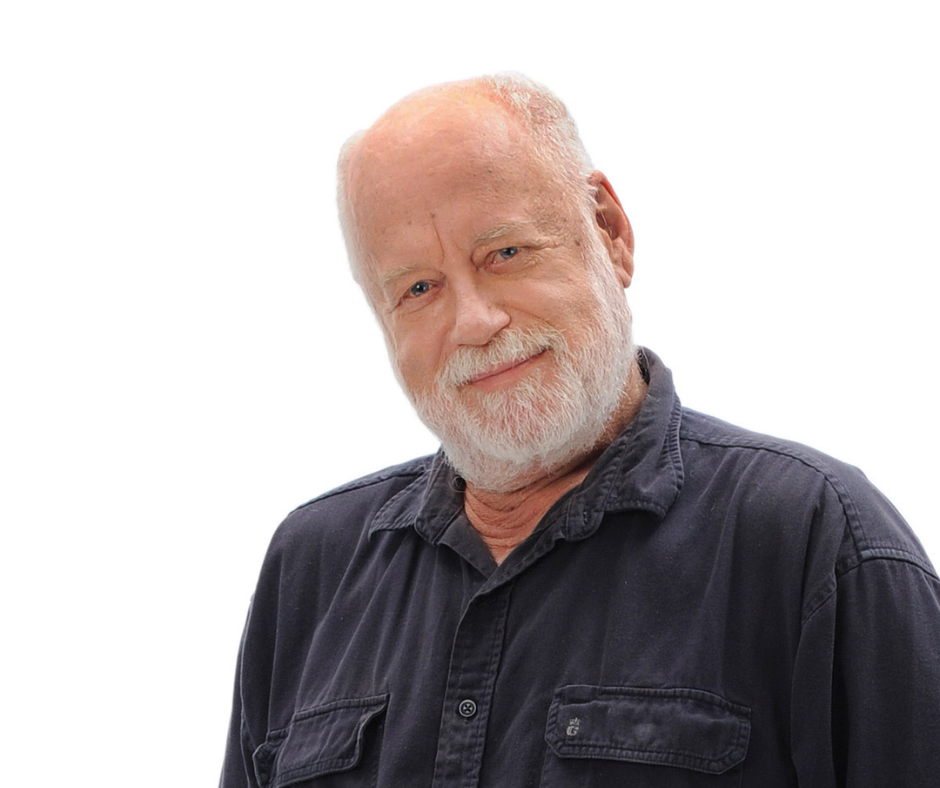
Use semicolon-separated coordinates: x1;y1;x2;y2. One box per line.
336;129;369;286
336;73;596;286
477;73;595;204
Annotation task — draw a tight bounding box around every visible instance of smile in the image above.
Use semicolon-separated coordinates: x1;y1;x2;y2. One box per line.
465;350;548;389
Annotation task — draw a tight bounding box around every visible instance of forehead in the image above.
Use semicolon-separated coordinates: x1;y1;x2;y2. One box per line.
346;97;575;265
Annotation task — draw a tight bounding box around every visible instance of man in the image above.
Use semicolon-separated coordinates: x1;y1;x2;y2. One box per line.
221;74;940;787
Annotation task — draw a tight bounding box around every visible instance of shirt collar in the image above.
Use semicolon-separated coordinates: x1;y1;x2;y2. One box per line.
369;348;684;543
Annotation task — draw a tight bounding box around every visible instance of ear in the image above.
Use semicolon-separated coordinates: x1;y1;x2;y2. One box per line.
589;171;634;289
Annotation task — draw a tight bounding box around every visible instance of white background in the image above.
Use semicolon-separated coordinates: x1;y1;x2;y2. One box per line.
2;1;937;784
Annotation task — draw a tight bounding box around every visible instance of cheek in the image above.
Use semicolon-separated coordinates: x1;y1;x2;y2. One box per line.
520;283;594;330
387;327;444;392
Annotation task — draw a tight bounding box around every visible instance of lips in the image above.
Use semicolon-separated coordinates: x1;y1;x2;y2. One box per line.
465;350;547;386
437;327;558;390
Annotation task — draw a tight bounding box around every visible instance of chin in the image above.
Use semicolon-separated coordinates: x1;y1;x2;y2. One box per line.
440;443;577;494
429;391;616;492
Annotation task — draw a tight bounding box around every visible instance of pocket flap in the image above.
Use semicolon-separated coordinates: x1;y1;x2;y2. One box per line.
257;693;389;788
545;685;750;775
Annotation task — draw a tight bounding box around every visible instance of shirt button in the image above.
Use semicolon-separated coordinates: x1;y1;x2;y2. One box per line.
457;699;477;718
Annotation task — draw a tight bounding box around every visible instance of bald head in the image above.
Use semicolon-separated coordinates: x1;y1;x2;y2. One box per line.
337;74;595;288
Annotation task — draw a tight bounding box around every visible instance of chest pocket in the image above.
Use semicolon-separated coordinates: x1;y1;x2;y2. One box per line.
542;685;750;787
253;694;388;788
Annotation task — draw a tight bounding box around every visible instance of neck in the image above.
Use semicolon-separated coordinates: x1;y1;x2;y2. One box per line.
463;359;648;564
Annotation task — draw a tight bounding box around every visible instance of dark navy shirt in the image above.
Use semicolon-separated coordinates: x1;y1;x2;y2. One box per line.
221;350;940;787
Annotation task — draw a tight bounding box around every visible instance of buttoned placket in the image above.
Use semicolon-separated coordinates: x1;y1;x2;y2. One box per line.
423;497;585;788
430;583;513;788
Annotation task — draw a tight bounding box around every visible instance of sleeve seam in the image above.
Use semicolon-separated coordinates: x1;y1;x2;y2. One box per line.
836;548;939;582
802;552;940;625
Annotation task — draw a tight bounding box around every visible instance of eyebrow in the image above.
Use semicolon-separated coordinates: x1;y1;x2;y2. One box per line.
471;224;517;246
471;220;544;246
378;263;423;291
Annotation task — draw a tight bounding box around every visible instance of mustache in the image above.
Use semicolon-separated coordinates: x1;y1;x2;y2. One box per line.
437;326;563;389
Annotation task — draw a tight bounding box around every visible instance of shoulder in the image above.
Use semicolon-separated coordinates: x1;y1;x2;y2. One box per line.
678;407;865;492
252;455;434;593
287;455;435;522
241;454;436;649
271;454;434;551
677;407;934;576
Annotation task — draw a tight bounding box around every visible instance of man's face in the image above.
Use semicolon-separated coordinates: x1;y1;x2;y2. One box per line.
347;97;635;491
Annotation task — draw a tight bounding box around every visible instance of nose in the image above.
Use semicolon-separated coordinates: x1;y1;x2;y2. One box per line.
449;278;510;347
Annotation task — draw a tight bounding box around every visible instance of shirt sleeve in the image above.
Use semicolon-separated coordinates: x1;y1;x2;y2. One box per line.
792;554;940;787
219;610;261;788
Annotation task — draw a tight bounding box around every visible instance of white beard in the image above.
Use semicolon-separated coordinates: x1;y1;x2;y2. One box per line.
394;236;635;493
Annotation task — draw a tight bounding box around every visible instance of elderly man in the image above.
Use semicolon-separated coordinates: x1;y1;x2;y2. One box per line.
221;75;940;787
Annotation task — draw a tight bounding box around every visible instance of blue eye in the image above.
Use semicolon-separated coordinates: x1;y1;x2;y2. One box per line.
497;246;519;259
407;280;432;298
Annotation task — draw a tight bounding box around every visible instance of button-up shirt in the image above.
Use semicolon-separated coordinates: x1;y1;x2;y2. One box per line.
221;349;940;787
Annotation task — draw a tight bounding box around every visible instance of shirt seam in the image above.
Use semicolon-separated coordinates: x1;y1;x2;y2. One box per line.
801;551;940;626
287;460;432;515
679;425;866;556
679;424;876;626
682;430;940;603
837;547;939;581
